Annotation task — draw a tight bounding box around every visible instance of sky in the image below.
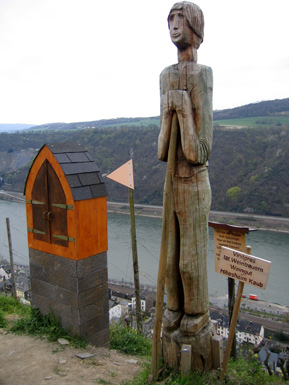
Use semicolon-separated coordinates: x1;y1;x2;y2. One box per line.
0;0;288;125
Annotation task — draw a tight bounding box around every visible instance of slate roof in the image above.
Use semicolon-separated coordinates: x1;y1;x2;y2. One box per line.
210;310;263;334
47;142;107;201
25;142;107;201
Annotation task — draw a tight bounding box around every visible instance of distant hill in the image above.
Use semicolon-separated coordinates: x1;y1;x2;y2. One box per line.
0;124;35;133
213;98;289;120
23;98;289;131
2;98;288;133
0;98;289;217
28;117;160;131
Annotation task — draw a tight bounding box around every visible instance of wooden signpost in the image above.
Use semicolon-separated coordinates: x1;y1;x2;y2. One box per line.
107;160;142;333
6;218;17;299
209;222;249;273
209;222;250;357
218;246;271;375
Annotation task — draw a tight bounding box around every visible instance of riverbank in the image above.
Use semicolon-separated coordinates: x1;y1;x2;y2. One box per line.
1;190;289;233
107;201;289;233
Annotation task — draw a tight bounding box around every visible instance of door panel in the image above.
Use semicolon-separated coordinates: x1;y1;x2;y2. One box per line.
47;161;68;247
31;161;49;242
31;160;68;247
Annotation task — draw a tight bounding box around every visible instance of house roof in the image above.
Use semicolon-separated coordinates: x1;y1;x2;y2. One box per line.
25;142;107;201
210;309;263;334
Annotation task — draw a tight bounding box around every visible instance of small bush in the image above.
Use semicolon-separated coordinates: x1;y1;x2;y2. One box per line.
110;323;151;356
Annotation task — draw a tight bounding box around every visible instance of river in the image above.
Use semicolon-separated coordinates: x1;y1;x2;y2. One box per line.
0;200;288;307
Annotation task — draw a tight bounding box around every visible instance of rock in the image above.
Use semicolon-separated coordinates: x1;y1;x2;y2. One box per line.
75;352;95;359
59;359;67;364
57;338;70;345
125;359;138;365
44;376;52;380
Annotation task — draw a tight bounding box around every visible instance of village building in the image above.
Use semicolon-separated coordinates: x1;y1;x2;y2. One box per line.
210;309;264;345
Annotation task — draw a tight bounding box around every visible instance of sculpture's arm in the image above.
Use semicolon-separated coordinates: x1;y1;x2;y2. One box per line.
158;66;213;164
179;66;213;164
158;92;173;161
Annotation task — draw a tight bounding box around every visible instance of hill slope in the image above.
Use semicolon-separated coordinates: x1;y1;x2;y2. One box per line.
0;98;289;217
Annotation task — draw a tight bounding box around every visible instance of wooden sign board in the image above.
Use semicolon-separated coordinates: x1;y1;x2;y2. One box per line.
210;223;248;273
219;246;271;289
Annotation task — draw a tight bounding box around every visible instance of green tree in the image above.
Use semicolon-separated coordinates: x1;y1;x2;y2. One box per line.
227;186;241;201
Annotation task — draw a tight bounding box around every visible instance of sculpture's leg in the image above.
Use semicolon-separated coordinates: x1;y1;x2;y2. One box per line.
163;203;184;330
176;170;211;316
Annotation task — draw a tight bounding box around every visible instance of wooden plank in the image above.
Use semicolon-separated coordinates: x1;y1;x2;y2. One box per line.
209;222;250;233
75;197;108;259
219;246;271;289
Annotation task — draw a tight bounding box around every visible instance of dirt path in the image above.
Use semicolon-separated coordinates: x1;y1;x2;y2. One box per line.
0;330;144;385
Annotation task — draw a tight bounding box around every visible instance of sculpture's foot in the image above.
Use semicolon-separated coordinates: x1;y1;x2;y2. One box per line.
180;312;209;336
163;309;183;331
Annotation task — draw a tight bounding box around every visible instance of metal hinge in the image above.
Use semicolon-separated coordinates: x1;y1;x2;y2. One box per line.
51;203;74;210
27;227;46;235
53;234;75;242
26;199;45;205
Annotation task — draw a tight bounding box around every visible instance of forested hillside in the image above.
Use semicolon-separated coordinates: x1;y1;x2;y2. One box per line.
213;98;289;120
0;122;288;217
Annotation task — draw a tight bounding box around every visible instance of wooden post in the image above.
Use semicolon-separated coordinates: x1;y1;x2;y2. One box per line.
6;218;17;299
228;277;237;358
150;113;178;382
129;187;142;333
222;245;252;375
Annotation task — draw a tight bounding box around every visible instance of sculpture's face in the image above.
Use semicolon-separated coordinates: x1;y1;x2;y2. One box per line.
168;9;195;50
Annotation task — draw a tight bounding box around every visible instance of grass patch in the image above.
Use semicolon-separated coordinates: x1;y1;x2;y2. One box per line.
214;115;289;128
110;323;152;356
124;357;285;384
0;308;7;328
0;295;86;348
10;307;86;347
0;295;30;317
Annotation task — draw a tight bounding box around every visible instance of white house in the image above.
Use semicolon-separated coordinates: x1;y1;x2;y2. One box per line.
211;310;264;345
0;267;10;281
109;303;122;321
131;296;146;312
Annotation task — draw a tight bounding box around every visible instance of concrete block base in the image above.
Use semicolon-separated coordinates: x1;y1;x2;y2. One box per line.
29;248;109;347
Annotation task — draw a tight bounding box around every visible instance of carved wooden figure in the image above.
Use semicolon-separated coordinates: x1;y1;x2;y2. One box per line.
157;1;215;372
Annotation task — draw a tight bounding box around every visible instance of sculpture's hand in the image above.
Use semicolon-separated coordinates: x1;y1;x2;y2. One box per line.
165;90;193;113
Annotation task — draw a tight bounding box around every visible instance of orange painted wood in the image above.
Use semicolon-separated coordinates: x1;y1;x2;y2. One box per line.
25;145;107;260
75;197;108;259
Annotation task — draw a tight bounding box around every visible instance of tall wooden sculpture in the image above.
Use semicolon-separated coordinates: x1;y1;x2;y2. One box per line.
152;1;216;375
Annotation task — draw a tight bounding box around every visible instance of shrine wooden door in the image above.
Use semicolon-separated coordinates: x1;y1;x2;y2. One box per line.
31;160;68;247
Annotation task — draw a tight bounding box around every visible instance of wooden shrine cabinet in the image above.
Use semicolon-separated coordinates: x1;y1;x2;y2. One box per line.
25;142;107;260
24;142;109;347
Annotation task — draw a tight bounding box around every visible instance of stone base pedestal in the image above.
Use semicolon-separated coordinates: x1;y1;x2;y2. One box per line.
29;248;109;348
162;320;216;373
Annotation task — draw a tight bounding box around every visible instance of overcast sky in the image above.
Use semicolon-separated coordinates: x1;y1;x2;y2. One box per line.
1;0;288;125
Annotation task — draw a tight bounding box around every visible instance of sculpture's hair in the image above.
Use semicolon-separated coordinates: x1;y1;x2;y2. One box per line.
168;1;204;46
